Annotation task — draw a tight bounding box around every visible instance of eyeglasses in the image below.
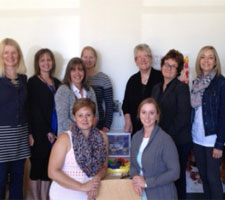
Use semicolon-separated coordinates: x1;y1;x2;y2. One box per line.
163;62;178;70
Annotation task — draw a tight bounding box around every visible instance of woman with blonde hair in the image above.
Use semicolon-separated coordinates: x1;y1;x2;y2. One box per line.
0;38;30;199
81;46;114;132
191;46;225;199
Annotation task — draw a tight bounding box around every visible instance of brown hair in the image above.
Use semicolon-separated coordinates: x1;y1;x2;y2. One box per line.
195;46;221;77
0;38;26;77
63;57;89;90
34;48;56;77
161;49;184;77
72;98;96;116
137;98;160;123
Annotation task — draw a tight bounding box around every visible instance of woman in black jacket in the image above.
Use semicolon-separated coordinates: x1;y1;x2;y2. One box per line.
151;49;192;199
28;48;61;200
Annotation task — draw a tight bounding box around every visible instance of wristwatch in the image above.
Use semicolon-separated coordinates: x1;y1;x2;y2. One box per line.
145;183;147;188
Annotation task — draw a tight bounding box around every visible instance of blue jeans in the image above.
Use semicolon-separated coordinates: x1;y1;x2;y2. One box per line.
0;159;25;200
193;143;223;200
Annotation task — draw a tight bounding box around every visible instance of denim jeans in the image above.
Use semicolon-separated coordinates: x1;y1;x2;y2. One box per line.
193;143;223;200
0;159;25;200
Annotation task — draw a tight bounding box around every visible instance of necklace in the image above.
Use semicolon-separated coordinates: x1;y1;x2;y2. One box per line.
39;74;54;86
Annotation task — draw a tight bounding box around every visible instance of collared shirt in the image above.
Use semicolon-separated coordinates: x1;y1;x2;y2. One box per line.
71;84;87;99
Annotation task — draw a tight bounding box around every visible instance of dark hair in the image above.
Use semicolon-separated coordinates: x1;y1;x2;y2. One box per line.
137;98;160;123
161;49;184;77
72;98;96;116
63;57;89;90
34;48;56;77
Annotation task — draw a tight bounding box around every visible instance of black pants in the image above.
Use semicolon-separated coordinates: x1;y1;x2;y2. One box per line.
193;143;223;200
175;143;192;200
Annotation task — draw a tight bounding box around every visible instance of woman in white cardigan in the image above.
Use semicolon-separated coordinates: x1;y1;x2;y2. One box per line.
55;57;98;135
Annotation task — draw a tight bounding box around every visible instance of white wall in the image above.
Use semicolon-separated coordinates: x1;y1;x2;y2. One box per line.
1;0;225;129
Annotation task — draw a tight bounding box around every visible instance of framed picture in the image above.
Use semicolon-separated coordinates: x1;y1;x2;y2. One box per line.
107;132;131;157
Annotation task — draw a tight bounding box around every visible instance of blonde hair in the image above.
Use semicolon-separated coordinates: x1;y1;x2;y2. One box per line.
81;46;98;67
0;38;26;77
195;46;221;77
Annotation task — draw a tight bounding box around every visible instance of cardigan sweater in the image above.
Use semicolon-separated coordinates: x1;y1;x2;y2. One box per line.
0;74;28;126
122;68;163;134
0;74;30;162
130;125;180;200
55;84;98;135
151;78;192;145
28;75;61;157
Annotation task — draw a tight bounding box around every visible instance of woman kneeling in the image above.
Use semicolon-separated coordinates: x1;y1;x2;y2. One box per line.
48;98;108;200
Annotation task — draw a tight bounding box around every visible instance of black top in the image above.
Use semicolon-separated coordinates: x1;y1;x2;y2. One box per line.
28;75;61;157
122;68;163;134
151;78;192;145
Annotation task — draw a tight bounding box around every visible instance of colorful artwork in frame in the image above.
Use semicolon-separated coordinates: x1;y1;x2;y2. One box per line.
107;132;131;157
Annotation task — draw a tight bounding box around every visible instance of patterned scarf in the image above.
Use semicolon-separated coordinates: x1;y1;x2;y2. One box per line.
71;125;106;177
190;70;216;108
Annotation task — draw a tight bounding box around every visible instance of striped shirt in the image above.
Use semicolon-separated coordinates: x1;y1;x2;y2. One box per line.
87;72;113;129
0;124;30;162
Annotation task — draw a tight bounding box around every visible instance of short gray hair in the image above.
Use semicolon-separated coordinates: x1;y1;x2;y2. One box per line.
134;43;152;59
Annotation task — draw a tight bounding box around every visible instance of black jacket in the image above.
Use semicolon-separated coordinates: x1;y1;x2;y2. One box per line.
122;68;163;135
151;78;192;145
28;75;61;157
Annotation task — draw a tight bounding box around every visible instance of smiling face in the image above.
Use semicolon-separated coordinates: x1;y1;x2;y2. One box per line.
38;52;53;74
139;103;159;129
81;49;97;70
162;58;178;81
74;106;94;131
2;45;19;68
70;64;85;87
200;49;216;75
135;50;152;72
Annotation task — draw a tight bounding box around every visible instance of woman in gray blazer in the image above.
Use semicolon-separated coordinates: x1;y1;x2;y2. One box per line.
130;98;180;200
55;57;98;135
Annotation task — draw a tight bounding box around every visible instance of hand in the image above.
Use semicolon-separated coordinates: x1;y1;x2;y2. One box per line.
47;132;57;143
87;186;100;200
132;176;143;196
124;114;133;133
133;175;146;188
81;177;100;192
212;148;223;159
29;134;34;146
101;127;109;132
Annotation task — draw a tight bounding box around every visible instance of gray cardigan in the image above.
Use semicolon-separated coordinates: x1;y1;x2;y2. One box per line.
55;84;99;135
130;125;180;200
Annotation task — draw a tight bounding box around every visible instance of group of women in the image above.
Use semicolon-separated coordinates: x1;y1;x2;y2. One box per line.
126;44;225;200
0;37;224;200
0;38;112;200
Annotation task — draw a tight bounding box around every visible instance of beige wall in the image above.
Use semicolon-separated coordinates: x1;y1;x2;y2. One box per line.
1;0;225;129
